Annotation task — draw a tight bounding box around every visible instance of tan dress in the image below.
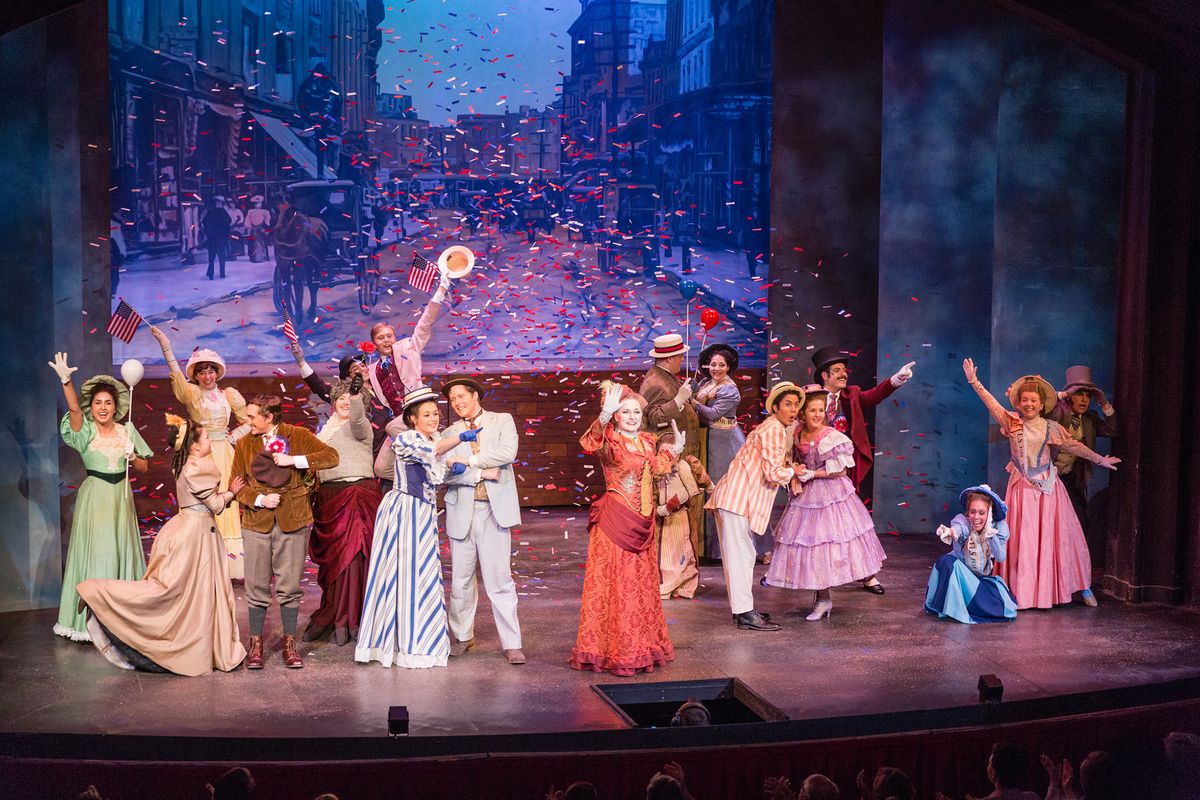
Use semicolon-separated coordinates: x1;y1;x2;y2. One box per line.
168;367;248;578
77;458;247;676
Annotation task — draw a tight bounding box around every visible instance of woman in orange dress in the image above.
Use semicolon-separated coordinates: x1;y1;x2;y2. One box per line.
570;381;683;676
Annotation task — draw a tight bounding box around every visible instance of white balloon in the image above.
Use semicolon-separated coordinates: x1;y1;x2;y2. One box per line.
120;358;145;388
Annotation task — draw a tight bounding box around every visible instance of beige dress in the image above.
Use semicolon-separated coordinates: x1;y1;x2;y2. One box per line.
77;458;247;676
168;367;248;578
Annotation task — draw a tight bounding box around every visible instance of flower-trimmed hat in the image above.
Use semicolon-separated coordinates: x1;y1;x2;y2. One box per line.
80;375;130;421
959;483;1007;523
1005;374;1056;415
185;348;227;382
699;343;739;375
766;381;805;412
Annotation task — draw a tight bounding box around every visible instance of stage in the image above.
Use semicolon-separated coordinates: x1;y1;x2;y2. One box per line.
3;509;1199;746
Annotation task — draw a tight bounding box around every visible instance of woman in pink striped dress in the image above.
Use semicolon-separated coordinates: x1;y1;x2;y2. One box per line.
962;359;1120;609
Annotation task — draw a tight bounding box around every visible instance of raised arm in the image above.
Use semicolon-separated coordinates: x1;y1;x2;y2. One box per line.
48;352;82;432
963;357;1014;434
348;393;372;442
150;325;202;413
407;274;449;355
291;340;332;404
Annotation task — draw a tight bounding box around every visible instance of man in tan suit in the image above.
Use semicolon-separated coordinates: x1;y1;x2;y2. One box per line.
640;333;704;556
230;394;338;669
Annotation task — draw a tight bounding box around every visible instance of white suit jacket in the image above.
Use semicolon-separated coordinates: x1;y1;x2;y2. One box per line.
440;409;522;535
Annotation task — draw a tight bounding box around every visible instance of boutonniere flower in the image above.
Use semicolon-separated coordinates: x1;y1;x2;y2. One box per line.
266;435;290;455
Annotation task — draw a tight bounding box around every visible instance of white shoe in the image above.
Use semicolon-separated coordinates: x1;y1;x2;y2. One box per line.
805;599;833;621
86;615;135;670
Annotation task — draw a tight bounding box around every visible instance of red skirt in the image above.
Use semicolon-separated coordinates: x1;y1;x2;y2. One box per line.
570;495;674;676
309;480;381;634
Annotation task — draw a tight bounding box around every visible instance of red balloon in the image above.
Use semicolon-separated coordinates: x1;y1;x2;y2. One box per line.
700;308;721;330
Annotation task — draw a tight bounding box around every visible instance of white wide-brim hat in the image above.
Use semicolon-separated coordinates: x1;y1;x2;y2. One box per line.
186;348;227;382
1006;374;1057;415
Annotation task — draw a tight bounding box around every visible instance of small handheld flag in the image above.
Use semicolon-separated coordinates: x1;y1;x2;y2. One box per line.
407;251;439;294
107;299;143;344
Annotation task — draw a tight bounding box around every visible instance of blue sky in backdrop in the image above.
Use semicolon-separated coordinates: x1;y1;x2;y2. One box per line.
377;1;574;121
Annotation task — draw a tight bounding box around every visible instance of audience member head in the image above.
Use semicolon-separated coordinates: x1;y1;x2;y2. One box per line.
563;782;598;800
1078;750;1120;800
207;767;255;800
645;774;684;800
801;773;839;800
1164;732;1200;799
989;742;1032;790
872;767;915;800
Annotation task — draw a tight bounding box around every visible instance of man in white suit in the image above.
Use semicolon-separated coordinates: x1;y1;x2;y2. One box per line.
440;377;525;665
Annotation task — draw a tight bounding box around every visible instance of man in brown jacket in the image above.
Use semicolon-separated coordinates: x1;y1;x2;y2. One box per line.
640;333;704;556
230;394;338;669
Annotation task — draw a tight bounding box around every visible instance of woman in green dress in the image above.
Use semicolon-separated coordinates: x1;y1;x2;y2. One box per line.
49;352;152;641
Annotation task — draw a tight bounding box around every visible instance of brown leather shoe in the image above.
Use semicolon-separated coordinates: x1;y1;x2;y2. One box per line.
246;636;264;670
449;638;475;657
282;635;304;669
504;648;527;665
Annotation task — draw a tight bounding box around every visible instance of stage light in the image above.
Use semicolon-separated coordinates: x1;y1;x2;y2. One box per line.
978;674;1003;705
388;705;409;737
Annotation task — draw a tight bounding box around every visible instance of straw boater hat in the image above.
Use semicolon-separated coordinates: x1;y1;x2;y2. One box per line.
699;343;739;375
648;333;689;359
400;385;440;416
186;348;227;382
1005;374;1057;415
959;483;1007;522
1062;365;1099;395
440;376;486;398
765;381;805;412
80;375;130;421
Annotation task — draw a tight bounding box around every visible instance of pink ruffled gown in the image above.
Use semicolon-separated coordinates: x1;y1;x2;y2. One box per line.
764;427;886;590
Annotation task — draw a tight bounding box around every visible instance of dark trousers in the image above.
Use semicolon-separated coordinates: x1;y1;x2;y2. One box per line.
1061;467;1102;567
207;237;229;277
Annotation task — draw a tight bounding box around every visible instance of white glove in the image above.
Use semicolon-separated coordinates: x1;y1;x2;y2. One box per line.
124;430;137;459
936;524;955;545
667;419;686;457
48;352;78;385
891;361;916;386
656;504;670;518
432;272;451;304
796;466;816;483
674;381;693;409
599;384;624;424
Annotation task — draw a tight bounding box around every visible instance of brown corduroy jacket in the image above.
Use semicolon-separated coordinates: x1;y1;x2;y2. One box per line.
230;421;339;533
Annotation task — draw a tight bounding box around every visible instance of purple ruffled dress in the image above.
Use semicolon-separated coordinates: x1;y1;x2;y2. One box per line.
764;427;886;590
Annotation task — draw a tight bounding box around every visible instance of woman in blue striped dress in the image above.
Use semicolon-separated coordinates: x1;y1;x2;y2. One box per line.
355;386;478;668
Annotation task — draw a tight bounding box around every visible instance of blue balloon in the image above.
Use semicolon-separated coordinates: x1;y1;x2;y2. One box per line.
679;279;699;300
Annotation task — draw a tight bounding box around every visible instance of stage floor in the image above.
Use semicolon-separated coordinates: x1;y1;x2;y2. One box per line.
3;509;1199;741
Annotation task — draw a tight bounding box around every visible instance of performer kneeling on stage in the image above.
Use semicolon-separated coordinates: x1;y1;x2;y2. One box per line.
571;382;682;676
705;382;804;632
230;395;338;669
924;484;1017;624
79;415;248;675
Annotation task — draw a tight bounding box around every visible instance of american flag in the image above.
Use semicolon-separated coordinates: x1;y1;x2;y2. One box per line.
106;299;143;344
408;251;440;294
281;305;298;344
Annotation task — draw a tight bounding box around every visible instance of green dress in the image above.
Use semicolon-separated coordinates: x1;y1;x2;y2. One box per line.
55;414;153;641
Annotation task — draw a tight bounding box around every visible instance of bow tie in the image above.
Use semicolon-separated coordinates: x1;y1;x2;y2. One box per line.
379;356;393;371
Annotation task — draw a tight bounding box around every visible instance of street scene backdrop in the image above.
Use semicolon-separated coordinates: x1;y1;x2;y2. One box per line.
107;0;772;372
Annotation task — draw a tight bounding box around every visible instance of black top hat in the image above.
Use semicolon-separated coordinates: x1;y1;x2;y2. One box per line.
440;376;486;398
811;346;850;376
338;353;369;381
699;343;739;375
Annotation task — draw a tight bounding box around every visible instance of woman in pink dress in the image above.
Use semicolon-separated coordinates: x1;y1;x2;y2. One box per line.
962;359;1120;609
763;385;886;620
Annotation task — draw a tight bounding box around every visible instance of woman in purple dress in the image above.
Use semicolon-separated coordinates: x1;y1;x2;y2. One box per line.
763;385;886;619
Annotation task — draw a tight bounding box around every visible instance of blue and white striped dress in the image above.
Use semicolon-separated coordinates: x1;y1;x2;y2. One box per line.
355;430;451;668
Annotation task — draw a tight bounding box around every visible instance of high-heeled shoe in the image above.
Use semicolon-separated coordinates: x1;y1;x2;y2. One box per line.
806;599;833;621
1080;588;1098;607
86;615;135;670
862;579;885;595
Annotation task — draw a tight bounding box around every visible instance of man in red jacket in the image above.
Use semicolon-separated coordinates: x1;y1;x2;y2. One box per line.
812;346;915;499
